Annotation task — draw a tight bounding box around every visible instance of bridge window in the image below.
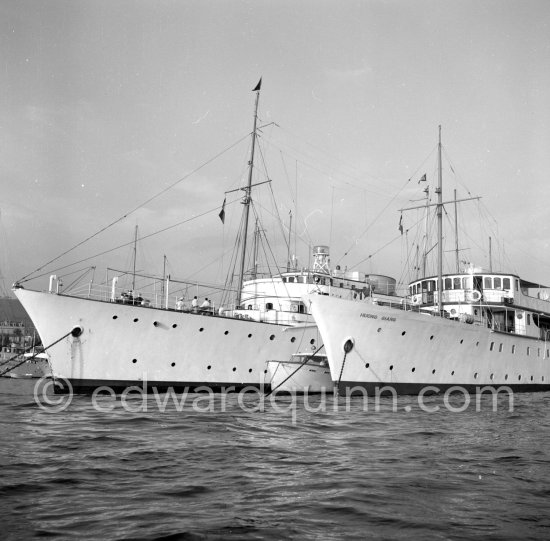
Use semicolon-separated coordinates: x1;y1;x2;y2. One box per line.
444;278;452;289
494;277;502;289
484;277;492;289
453;277;461;289
266;303;273;310
288;277;295;283
503;278;511;289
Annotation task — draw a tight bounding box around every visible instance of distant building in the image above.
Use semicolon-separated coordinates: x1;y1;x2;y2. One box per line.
0;297;39;356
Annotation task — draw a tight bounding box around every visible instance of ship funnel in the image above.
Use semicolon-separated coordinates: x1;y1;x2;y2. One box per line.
312;245;330;274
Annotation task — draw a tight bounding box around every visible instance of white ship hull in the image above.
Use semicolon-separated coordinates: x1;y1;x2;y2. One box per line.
14;288;321;393
307;294;550;394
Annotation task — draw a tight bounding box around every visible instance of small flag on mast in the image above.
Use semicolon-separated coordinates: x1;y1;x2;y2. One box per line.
252;78;262;92
418;173;427;184
398;215;403;235
219;197;226;224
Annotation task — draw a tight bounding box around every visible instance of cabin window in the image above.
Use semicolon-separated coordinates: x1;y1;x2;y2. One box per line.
444;278;452;290
266;303;273;310
282;277;287;283
527;314;531;325
453;277;461;289
288;277;295;283
494;277;502;289
527;347;531;356
490;342;495;351
516;279;520;290
499;343;503;352
484;277;492;289
538;348;541;357
462;276;472;289
503;278;510;289
512;345;516;354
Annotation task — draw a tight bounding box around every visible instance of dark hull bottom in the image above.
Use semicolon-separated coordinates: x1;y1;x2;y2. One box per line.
54;378;272;395
52;378;550;396
338;380;550;396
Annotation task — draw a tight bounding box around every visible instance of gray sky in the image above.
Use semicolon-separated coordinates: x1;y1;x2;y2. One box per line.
2;0;550;293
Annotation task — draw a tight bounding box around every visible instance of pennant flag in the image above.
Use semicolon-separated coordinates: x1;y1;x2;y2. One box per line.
219;197;226;224
252;77;262;92
418;173;427;184
398;215;403;235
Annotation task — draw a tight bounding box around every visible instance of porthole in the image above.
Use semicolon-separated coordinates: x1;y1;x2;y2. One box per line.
505;374;508;380
389;365;393;371
248;368;252;373
377;328;382;333
430;335;434;340
476;341;480;347
264;369;268;374
490;373;494;380
199;327;204;332
133;318;139;323
530;376;534;381
432;369;436;374
172;323;177;328
518;375;522;381
232;367;237;372
460;339;464;344
451;371;455;376
224;330;229;335
411;367;415;372
132;359;137;364
248;334;252;338
290;337;296;343
153;321;159;327
402;331;406;336
474;373;478;379
269;335;275;341
171;362;176;367
113;315;118;320
207;365;211;370
310;339;315;345
365;363;370;368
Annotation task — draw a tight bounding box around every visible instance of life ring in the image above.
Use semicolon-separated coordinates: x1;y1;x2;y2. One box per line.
412;295;419;303
468;290;482;302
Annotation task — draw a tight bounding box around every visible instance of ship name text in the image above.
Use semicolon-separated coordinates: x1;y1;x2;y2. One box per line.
360;313;397;322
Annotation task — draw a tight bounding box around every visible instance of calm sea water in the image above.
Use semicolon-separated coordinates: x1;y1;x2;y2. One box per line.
1;377;550;540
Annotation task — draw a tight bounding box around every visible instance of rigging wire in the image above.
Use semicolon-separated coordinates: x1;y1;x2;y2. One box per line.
18;134;250;283
19;198;241;284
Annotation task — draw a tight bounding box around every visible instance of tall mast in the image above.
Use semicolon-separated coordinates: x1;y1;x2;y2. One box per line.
132;225;138;291
454;189;460;273
287;210;292;271
251;219;259;280
236;79;261;306
436;125;443;314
